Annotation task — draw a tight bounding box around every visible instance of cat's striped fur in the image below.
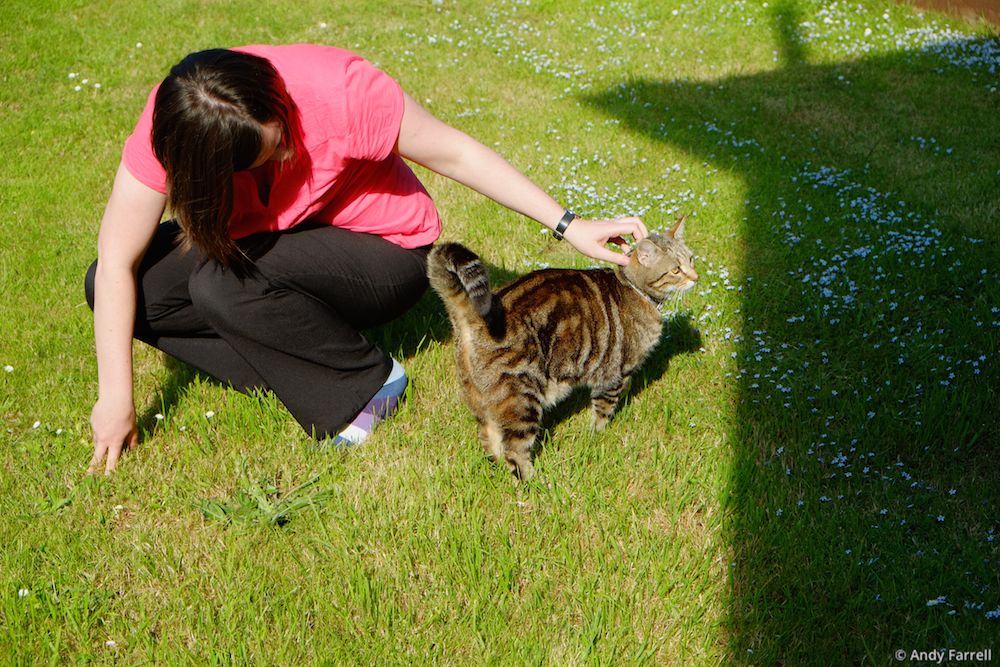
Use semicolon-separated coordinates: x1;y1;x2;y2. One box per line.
427;218;697;479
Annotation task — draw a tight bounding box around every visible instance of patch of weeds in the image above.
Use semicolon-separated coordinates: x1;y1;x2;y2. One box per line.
34;488;73;516
25;477;97;519
198;459;336;528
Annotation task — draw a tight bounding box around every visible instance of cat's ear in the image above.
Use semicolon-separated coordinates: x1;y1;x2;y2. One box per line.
634;238;661;267
667;214;687;240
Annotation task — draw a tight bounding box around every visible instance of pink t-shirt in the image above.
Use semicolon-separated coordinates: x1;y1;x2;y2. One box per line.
122;44;441;248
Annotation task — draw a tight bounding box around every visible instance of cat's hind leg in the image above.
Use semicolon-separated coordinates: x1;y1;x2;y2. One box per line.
590;379;628;431
489;393;543;480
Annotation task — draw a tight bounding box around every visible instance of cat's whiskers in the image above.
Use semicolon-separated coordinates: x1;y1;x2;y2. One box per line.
661;290;682;317
624;278;696;318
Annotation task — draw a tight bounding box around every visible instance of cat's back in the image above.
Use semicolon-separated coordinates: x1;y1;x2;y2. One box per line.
496;267;623;324
491;266;662;370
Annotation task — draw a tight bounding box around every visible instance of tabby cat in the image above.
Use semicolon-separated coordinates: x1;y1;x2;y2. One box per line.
427;216;698;479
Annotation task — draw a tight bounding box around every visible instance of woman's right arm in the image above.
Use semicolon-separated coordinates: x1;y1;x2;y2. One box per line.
89;161;166;474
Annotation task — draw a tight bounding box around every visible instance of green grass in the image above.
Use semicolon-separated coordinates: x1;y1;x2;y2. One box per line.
2;0;998;663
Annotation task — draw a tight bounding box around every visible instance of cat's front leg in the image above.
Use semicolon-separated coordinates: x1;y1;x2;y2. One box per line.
476;418;505;463
590;378;629;431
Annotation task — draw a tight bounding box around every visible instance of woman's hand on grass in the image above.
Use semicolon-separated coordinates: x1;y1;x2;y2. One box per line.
89;398;138;474
562;216;648;267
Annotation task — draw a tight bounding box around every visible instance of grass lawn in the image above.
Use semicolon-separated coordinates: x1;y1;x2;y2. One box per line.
1;0;998;663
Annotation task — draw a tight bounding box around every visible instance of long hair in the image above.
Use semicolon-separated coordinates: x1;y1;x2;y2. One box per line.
152;49;300;267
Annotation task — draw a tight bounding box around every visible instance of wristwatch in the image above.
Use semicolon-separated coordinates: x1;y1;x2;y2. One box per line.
553;210;576;240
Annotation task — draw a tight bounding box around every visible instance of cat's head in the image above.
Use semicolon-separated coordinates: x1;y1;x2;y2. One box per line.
622;215;698;303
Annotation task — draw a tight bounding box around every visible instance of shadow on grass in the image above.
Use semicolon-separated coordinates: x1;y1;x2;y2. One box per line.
538;313;703;445
586;2;999;662
136;354;200;440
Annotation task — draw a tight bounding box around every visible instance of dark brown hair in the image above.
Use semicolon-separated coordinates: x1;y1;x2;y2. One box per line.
152;49;300;267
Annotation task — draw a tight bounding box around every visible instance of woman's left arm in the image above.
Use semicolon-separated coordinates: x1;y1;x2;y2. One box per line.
395;92;647;266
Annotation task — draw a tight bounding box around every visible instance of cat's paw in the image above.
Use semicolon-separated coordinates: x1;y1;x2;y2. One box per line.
591;413;612;431
506;455;535;481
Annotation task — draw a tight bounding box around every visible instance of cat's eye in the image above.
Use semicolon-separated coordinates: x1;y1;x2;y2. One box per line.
672;268;681;274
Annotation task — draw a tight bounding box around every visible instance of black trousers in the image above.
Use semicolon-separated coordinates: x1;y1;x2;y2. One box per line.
85;221;431;438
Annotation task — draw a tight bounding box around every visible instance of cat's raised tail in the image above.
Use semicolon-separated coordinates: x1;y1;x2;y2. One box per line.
427;243;504;338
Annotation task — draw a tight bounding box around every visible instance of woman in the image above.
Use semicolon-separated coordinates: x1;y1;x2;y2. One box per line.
85;44;647;473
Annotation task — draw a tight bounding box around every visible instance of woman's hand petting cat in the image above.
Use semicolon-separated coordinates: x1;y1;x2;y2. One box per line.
562;216;648;267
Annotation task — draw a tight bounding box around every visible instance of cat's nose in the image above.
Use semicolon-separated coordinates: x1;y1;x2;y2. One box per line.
686;269;699;282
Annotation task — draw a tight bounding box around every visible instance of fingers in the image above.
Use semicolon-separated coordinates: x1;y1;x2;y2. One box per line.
595;218;649;241
88;431;136;475
589;244;632;267
570;217;647;266
88;439;116;475
89;400;138;474
87;447;104;476
599;216;648;241
104;440;124;474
